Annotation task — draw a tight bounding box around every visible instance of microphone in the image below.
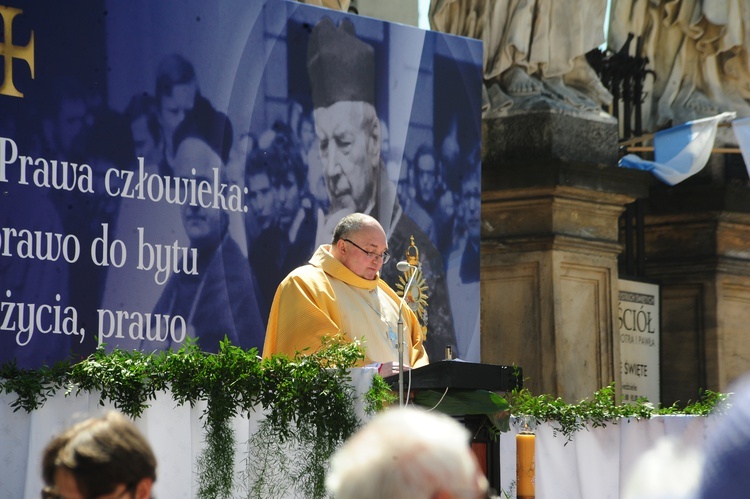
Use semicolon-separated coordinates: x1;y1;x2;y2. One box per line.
394;259;419;408
396;260;416;272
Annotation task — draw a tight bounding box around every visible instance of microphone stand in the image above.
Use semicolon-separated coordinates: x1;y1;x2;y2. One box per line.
397;265;419;407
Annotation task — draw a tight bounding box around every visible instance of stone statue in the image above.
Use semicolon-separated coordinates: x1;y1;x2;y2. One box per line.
429;0;613;117
609;0;750;130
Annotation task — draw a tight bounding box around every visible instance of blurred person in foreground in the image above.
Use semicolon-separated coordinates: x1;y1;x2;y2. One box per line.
623;375;750;499
696;374;750;498
326;406;492;499
41;411;156;499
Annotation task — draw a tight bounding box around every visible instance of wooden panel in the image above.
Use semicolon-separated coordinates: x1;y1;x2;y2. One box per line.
660;284;704;407
720;282;750;388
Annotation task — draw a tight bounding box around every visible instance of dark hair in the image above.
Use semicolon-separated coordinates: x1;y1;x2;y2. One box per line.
246;123;306;189
125;93;162;144
172;102;233;165
413;144;437;173
269;122;307;188
155;53;197;107
44;76;88;120
41;411;157;497
70;111;135;170
457;144;481;191
245;146;273;182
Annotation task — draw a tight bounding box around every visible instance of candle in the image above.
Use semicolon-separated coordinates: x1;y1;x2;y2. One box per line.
516;432;535;499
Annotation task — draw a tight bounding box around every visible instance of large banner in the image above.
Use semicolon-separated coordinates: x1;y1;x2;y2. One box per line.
0;0;483;368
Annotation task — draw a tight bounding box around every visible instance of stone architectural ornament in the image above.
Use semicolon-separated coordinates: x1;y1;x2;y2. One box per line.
609;0;750;132
397;236;429;341
429;0;613;120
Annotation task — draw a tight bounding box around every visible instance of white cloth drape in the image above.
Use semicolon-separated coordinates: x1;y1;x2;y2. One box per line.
499;414;717;498
1;368;377;499
1;371;716;498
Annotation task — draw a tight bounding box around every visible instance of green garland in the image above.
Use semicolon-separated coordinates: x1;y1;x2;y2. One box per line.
508;382;730;441
1;341;731;497
0;335;376;499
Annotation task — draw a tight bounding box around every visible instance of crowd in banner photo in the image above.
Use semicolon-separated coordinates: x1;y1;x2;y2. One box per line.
0;50;268;366
0;1;484;369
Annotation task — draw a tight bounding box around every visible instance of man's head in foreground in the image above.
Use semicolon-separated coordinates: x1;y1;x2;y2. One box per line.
42;411;156;499
326;406;490;499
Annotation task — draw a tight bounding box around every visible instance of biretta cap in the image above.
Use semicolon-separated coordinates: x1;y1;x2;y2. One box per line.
307;17;375;109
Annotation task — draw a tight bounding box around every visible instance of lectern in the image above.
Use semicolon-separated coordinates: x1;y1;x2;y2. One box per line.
384;361;522;491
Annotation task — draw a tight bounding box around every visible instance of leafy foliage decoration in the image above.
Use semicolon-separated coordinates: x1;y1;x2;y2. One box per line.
1;342;730;498
508;382;729;441
0;335;371;499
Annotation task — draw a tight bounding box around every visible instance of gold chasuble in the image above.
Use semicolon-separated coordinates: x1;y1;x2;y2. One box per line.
263;245;429;367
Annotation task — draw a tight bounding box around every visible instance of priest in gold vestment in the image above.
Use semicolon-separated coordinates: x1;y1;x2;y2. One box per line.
263;213;429;369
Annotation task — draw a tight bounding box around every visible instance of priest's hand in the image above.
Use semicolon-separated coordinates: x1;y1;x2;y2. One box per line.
377;361;411;377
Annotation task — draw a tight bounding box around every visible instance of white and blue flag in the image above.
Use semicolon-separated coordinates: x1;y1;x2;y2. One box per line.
619;112;736;186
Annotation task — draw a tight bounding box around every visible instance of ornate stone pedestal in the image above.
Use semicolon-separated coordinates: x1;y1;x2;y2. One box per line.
481;112;649;400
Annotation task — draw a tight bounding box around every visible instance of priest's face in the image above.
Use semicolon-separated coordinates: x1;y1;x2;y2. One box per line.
339;222;388;281
314;101;379;214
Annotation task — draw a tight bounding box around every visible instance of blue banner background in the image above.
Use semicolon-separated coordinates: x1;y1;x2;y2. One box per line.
0;0;482;368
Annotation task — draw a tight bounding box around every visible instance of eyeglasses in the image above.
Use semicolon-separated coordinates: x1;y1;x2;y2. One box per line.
342;238;390;264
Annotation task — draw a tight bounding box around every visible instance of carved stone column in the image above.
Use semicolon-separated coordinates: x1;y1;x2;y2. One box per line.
481;112;649;401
